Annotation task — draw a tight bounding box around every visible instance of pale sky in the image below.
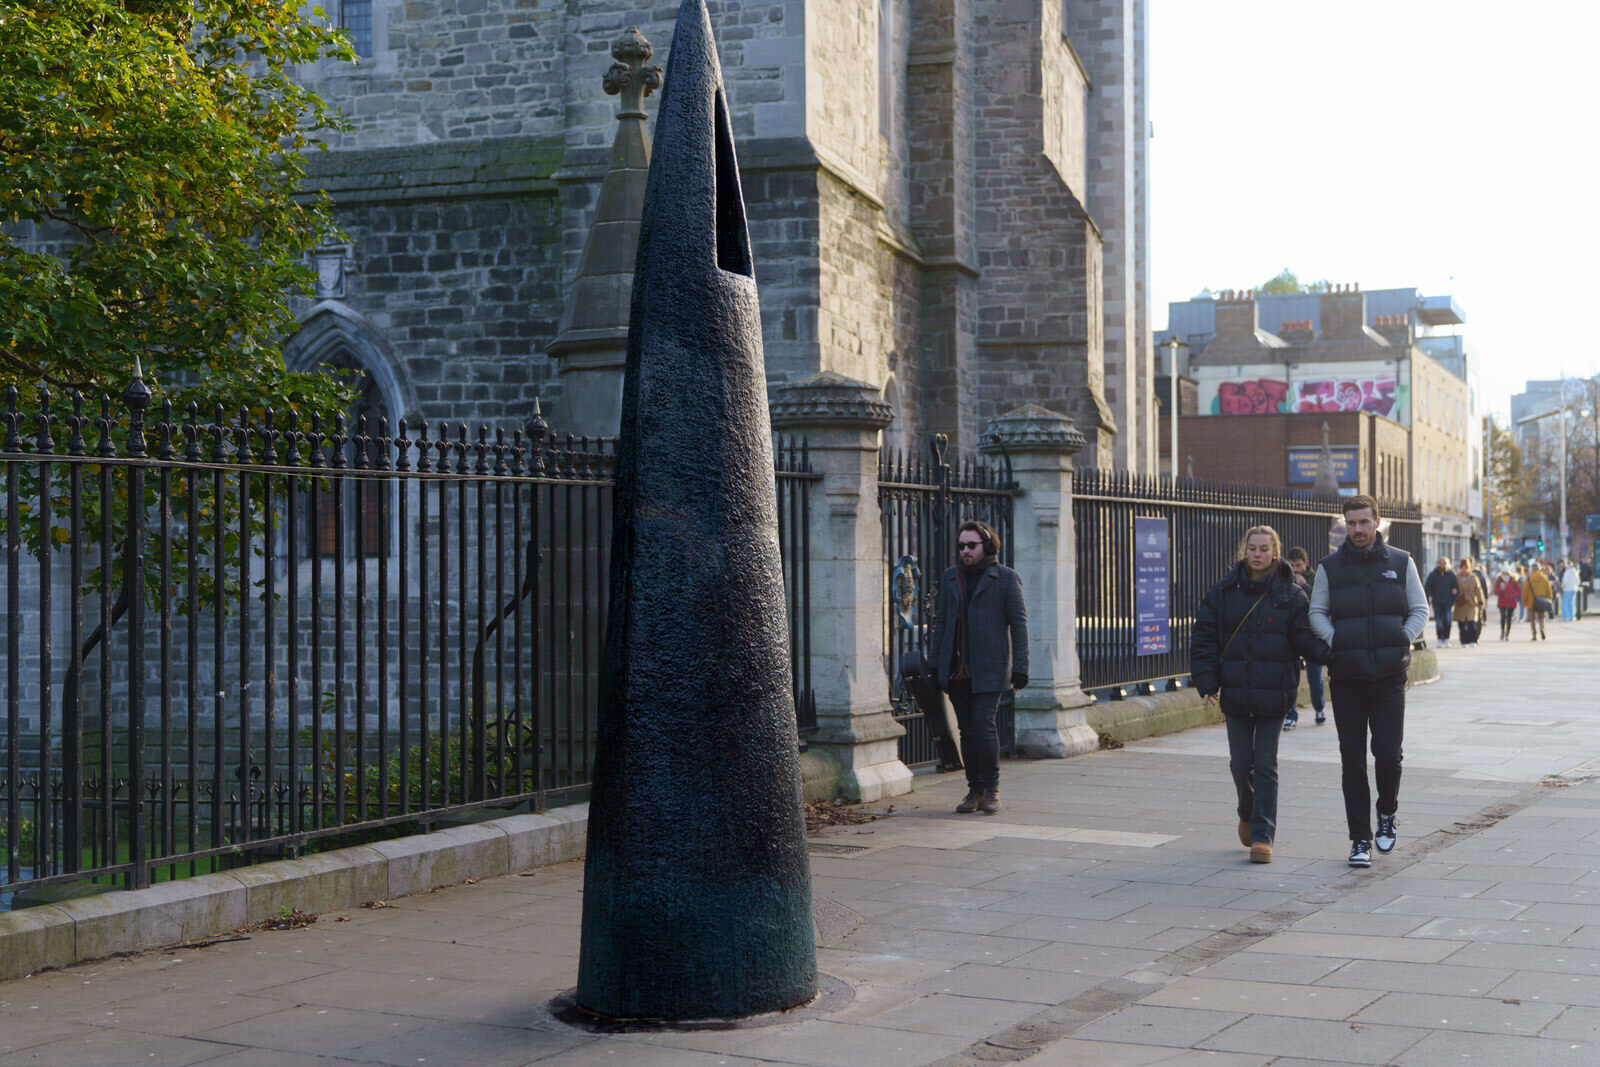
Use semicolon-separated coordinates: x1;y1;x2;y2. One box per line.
1148;0;1600;421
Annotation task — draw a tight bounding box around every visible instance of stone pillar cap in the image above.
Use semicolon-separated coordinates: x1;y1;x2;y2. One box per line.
980;404;1086;455
769;371;893;430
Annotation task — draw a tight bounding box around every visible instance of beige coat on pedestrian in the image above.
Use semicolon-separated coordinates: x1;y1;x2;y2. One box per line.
1451;571;1486;622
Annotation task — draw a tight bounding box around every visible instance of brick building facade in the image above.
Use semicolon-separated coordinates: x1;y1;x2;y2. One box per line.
287;0;1155;467
1158;285;1478;559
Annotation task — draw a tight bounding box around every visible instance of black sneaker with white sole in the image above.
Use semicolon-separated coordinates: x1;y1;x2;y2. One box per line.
1349;840;1372;867
1375;813;1397;854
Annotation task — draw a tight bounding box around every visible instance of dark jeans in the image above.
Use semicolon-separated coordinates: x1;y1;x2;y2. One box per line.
1226;712;1284;844
1330;674;1406;841
1499;606;1516;638
1433;609;1452;642
948;682;1002;792
1286;662;1323;725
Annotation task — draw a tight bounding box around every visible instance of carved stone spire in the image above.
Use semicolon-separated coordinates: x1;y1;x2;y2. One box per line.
1313;419;1341;501
543;28;662;438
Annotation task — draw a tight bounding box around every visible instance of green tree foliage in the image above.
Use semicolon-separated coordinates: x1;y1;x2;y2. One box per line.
1486;418;1528;532
1256;268;1331;295
0;0;356;414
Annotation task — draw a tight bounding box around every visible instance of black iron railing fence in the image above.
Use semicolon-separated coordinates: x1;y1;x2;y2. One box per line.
879;435;1015;769
1073;470;1423;694
0;384;816;905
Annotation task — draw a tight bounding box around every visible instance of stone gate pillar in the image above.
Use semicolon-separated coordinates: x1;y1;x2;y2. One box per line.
981;405;1098;758
770;372;912;802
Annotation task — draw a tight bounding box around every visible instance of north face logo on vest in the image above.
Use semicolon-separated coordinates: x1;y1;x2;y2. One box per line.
1381;570;1398;579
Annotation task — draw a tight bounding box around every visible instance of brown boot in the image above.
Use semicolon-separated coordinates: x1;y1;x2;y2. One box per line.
1250;842;1273;864
955;790;981;814
1238;820;1251;847
979;788;1001;815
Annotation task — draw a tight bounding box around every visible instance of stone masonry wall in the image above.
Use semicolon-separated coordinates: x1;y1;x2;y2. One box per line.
1074;0;1141;473
804;0;882;190
299;0;568;150
968;0;1111;459
292;146;564;428
1040;0;1089;202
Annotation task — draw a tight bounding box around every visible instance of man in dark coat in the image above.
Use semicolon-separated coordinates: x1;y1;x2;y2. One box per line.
1310;495;1429;868
930;519;1028;816
1423;556;1459;647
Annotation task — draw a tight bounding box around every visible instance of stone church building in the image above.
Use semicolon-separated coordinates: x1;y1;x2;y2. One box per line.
294;0;1154;468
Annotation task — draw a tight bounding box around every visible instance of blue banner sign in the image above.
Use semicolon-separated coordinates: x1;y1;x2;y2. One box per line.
1287;447;1359;484
1134;517;1170;656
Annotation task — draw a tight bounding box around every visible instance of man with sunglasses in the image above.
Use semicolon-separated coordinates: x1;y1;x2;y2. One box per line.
929;519;1029;815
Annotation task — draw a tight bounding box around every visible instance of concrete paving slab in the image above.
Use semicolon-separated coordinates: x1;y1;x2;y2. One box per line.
1027;1037;1272;1065
1191;951;1347;985
1543;1004;1600;1041
1439;939;1600;975
1143;975;1380;1019
1070;1004;1246;1047
728;1017;973;1066
1391;1028;1593;1065
0;1028;229;1065
1316;960;1513;996
857;990;1043;1037
1349;989;1564;1035
1196;1014;1430;1063
347;1019;594;1066
1409;915;1582;944
1490;968;1600;1008
1249;931;1464;962
1007;941;1166;977
911;962;1102;1004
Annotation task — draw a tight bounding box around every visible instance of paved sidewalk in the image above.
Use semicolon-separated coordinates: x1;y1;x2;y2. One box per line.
2;617;1597;1065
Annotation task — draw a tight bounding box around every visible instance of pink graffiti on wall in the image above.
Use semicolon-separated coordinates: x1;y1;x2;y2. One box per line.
1292;378;1397;416
1216;379;1288;415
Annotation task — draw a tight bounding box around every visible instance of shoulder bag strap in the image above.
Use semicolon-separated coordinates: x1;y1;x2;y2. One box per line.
1219;589;1270;661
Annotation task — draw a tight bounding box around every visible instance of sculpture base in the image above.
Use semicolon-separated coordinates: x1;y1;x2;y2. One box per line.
554;973;854;1031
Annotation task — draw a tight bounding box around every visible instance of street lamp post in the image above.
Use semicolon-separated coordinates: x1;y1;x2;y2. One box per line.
1166;339;1180;480
1516;381;1578;560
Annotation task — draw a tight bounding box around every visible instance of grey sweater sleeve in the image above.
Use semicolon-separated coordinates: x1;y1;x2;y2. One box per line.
1308;563;1334;644
1403;558;1429;642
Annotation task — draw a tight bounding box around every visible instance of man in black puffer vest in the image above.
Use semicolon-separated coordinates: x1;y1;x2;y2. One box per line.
1309;495;1429;869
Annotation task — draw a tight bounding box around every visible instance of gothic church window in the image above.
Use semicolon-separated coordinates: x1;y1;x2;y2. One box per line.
339;0;373;57
308;349;390;558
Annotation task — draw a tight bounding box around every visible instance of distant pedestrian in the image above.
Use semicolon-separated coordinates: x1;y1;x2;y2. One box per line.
1284;546;1326;727
1452;559;1485;646
931;519;1028;816
1562;560;1580;621
1193;526;1330;864
1493;568;1521;641
1423;557;1459;647
1309;495;1429;868
1522;564;1554;640
1472;562;1489;633
1516;564;1530;622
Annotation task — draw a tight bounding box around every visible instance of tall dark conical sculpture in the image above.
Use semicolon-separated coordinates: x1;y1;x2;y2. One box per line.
574;0;816;1021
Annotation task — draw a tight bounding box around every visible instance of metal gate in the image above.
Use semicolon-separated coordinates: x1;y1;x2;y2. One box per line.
879;435;1014;769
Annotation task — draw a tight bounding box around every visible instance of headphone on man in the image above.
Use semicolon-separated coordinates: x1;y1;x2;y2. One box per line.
964;521;996;554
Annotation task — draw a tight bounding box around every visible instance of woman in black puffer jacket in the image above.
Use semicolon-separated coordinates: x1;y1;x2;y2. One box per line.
1192;525;1331;864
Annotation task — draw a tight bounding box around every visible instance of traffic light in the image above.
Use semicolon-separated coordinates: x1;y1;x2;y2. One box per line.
1538;539;1545;552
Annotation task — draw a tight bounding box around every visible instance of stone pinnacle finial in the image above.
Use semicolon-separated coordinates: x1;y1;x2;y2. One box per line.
603;27;662;118
1313;419;1341;500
